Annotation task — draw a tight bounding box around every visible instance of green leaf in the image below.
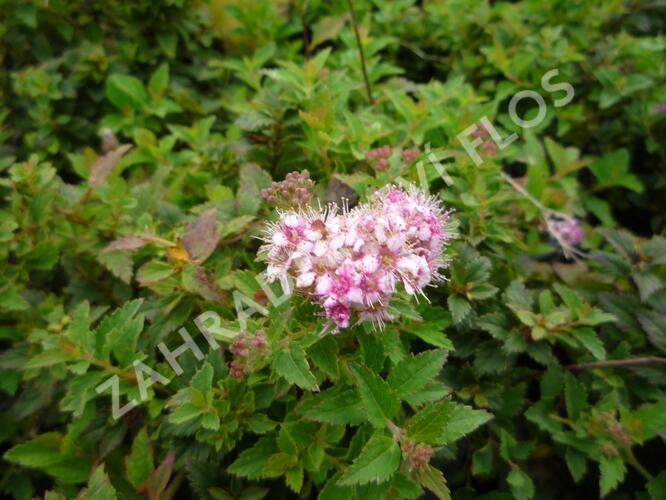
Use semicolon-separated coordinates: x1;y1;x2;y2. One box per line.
632;271;663;302
406;401;492;445
387;350;446;400
448;295;471;324
64;301;94;354
540;365;563;402
590;149;642;192
228;436;278;479
403;381;451;407
191;362;214;394
572;327;606;360
599;455;626;497
648;471;666;500
554;284;584;318
168;403;203;425
390;471;423;498
472;442;494;476
137;260;175;286
507;469;535;500
4;433;91;483
415;465;450;500
349;363;400;428
273;344;318;391
25;349;73;369
106;74;149;109
303;389;365;425
623;401;666;443
4;433;64;468
639;310;666;353
149;63;170;96
94;299;144;361
565;447;587;483
261;452;297;477
0;286;29;311
60;371;106;416
125;428;154;488
338;433;400;486
319;473;353;500
285;464;304;493
564;372;588;420
308;336;339;380
79;465;117;500
407;322;454;349
356;331;386;372
277;426;298;456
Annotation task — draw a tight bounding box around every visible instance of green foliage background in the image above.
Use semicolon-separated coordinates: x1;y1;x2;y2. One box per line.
1;0;665;498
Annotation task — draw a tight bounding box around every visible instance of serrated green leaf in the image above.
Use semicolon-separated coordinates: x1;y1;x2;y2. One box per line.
273;344;318;391
350;363;400;428
407;322;453;349
125;428;154;488
507;469;534;500
406;401;492;445
191;362;214;394
25;349;73;369
565;447;587;483
228;436;278;479
79;465;117;500
387;350;446;400
564;372;588;420
572;327;606;360
308;336;339;380
599;455;626;497
540;365;563;401
648;471;666;500
338;434;400;486
448;295;471;324
303;389;365;425
415;465;450;500
60;371;106;416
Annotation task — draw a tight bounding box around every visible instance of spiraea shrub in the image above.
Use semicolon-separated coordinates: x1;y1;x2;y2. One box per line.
1;1;665;499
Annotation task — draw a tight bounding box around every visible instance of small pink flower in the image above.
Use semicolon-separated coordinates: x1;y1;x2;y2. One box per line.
549;216;584;246
401;148;419;163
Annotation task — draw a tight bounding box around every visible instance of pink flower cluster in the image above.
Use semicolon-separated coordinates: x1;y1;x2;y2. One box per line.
365;145;393;171
261;170;315;208
259;185;454;332
229;330;268;378
401;440;434;471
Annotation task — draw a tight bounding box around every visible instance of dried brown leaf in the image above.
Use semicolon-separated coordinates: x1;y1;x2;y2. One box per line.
182;209;220;262
88;144;132;188
102;235;149;254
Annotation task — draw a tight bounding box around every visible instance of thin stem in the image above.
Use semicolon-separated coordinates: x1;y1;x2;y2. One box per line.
60;338;173;395
162;469;187;500
499;172;548;213
346;0;374;105
566;357;666;371
301;0;310;57
626;448;654;482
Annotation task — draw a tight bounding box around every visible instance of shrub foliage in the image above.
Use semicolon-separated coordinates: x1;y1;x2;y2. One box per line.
1;0;665;498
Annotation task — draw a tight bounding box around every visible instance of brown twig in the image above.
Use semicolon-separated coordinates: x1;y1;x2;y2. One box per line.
346;0;374;105
301;0;310;57
566;357;666;370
